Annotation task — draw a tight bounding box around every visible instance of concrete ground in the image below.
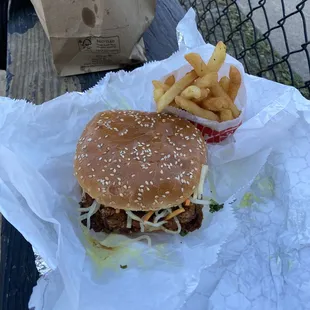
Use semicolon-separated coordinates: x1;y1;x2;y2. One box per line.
0;70;5;96
238;0;310;81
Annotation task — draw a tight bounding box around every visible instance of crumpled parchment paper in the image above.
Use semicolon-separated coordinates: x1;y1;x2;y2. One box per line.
0;8;310;310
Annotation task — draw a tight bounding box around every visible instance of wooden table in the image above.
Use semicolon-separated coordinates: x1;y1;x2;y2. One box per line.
0;0;185;309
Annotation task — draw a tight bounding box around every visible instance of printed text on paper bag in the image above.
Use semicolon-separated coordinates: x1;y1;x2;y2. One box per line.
78;36;120;54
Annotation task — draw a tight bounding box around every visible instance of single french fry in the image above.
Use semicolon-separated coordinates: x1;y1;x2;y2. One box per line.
152;80;170;92
194;72;218;88
153;88;165;103
211;82;241;118
193;88;211;103
219;76;230;93
210;81;230;98
200;88;210;100
201;97;230;112
219;109;234;122
175;96;219;121
157;70;198;112
181;85;202;100
228;65;242;102
205;41;227;73
230;104;241;118
185;53;208;77
164;75;175;86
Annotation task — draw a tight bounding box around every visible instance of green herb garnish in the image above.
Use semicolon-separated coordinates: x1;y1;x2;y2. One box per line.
120;264;128;269
180;230;188;237
209;199;224;213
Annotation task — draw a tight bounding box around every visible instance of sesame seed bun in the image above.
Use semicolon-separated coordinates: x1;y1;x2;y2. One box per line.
74;110;207;211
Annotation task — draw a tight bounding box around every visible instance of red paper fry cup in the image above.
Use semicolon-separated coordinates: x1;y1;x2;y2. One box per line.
165;105;243;144
192;121;242;143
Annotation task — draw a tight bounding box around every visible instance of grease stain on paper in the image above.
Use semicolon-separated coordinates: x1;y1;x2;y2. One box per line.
81;227;146;273
82;7;96;28
239;176;275;208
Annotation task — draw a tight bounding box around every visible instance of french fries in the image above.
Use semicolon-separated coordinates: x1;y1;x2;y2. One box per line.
165;75;175;86
157;70;197;113
219;76;230;93
211;82;240;118
219;109;234;122
185;53;208;77
210;81;230;98
228;65;242;102
205;41;226;73
229;104;241;119
153;88;165;103
152;80;170;92
181;85;202;100
201;97;230;112
194;72;218;88
175;96;219;121
193;88;210;103
153;41;243;125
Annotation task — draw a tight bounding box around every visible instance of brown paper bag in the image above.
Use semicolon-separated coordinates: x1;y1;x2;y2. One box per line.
30;0;156;76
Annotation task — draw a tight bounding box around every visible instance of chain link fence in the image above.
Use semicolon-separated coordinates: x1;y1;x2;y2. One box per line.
179;0;310;99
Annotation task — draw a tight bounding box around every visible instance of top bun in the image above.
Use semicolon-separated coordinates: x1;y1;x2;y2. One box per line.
74;110;207;211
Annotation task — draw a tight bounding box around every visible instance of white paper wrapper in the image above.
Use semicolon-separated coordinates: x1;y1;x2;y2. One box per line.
0;8;310;310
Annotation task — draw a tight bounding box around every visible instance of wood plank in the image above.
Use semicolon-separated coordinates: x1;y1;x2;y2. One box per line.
2;1;185;309
1;219;39;310
0;0;9;70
